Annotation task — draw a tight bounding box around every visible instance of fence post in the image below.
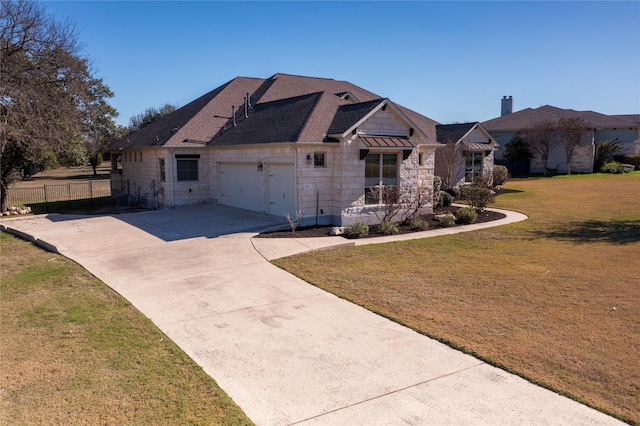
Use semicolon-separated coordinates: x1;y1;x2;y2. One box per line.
90;181;93;206
44;185;48;213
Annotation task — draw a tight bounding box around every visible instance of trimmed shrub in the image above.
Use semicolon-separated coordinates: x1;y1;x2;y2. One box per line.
409;217;429;231
433;175;442;193
344;221;369;238
460;185;496;212
444;187;460;198
377;219;400;235
600;161;625;174
455;207;478;224
492;165;510;187
433;192;443;209
440;191;453;207
614;155;640;171
438;212;456;227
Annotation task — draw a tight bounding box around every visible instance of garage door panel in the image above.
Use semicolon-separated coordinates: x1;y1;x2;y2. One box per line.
268;163;295;216
218;163;262;212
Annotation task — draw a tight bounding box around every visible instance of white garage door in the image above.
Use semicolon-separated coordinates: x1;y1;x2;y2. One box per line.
218;163;262;212
267;163;295;217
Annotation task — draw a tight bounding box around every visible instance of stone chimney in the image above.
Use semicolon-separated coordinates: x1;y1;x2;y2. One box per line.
501;96;513;116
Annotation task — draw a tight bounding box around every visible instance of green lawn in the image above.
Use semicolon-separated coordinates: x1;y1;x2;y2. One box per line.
274;172;640;424
0;232;254;425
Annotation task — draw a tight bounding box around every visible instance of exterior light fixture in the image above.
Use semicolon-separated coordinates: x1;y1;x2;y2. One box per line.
257;162;263;171
306;154;312;165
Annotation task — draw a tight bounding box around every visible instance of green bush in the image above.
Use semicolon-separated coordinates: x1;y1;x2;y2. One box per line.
433;175;442;193
614;155;640;170
377;219;399;235
455;207;478;224
594;139;621;172
433;192;443;209
460;185;496;212
344;221;369;238
600;161;625;174
438;212;456;227
409;217;429;231
444;187;459;198
440;191;453;207
492;165;509;187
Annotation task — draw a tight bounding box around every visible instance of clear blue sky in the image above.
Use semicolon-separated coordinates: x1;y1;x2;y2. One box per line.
42;1;640;127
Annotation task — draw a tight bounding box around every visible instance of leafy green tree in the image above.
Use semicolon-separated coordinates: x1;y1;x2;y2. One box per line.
503;131;533;163
0;0;117;211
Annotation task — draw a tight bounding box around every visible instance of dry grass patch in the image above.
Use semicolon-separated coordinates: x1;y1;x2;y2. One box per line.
0;232;253;425
274;173;640;424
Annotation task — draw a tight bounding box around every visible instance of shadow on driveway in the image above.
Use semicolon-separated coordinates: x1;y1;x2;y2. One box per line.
43;204;289;242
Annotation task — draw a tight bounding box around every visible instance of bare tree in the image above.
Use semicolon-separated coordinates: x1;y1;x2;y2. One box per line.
557;117;588;174
435;139;463;188
1;0;117;211
524;120;557;175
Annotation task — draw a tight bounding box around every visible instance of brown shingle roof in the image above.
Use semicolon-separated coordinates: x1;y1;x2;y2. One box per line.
112;73;439;150
482;105;640;132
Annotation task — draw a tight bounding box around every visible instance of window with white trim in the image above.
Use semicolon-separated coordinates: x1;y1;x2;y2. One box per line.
364;153;398;205
464;152;484;182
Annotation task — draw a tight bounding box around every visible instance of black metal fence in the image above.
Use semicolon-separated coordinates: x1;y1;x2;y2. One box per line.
7;180;117;214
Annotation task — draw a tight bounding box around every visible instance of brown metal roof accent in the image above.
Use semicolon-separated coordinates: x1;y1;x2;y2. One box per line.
462;142;494;151
360;136;414;148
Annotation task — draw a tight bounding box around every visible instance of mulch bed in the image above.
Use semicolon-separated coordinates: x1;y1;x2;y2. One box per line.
254;206;506;239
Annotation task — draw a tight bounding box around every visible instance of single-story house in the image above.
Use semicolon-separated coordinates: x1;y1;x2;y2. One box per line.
109;73;446;226
482;98;640;174
434;122;497;188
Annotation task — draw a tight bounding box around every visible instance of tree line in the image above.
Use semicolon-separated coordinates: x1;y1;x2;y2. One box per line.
0;0;175;212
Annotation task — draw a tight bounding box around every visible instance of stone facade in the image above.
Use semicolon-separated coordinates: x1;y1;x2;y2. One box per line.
114;106;438;226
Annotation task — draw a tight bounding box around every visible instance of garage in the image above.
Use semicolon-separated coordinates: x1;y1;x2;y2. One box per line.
217;163;263;212
267;163;296;217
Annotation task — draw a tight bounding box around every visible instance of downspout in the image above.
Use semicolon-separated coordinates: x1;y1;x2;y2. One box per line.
169;148;176;207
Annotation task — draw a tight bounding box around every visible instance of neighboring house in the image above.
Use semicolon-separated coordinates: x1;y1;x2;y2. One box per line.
434;122;497;188
482;99;640;173
109;73;442;226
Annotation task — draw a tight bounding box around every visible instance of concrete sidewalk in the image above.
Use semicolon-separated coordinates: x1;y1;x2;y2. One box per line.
1;206;622;425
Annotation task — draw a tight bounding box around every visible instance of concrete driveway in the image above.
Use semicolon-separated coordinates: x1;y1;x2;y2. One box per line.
1;205;622;425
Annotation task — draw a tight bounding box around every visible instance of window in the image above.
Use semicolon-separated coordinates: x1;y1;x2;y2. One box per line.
159;158;166;181
176;154;200;181
364;153;398;205
465;152;484;182
314;152;326;167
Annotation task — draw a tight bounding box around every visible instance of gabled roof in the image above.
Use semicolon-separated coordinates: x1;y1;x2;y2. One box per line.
110;77;264;149
209;93;323;146
436;122;479;143
436;122;496;150
482;105;640;132
327;99;384;135
111;73;440;150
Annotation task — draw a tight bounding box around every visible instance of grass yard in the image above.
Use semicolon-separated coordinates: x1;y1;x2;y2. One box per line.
0;232;253;425
274;172;640;424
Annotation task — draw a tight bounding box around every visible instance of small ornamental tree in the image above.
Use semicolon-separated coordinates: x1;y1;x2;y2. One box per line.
557;117;588;174
525;120;557;175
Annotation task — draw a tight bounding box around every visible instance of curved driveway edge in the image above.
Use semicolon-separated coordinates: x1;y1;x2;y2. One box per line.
251;207;529;261
1;206;623;425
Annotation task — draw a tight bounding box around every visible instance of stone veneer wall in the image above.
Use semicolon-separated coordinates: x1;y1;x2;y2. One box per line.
118;147;211;208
